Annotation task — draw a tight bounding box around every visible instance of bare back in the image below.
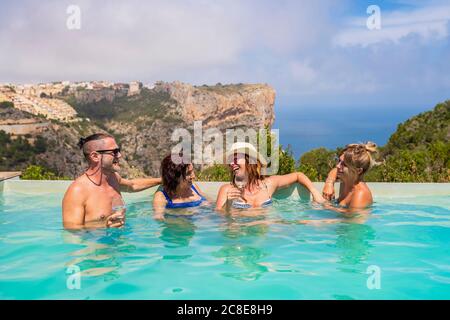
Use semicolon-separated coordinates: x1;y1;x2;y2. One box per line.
338;181;373;208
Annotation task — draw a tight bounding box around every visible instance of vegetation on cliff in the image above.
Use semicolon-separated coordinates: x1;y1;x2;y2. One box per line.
68;88;179;123
0;102;115;179
365;101;449;182
0;101;14;109
0;130;48;171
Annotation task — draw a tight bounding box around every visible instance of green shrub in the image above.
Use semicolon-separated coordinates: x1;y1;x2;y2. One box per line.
277;145;296;175
21;165;69;180
297;147;336;181
0;101;14;109
197;164;230;181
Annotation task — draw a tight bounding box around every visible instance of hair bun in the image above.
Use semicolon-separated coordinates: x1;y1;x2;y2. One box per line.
364;141;378;153
77;137;86;149
355;145;366;154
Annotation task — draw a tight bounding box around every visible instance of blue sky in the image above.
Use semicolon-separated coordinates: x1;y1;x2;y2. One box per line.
0;0;449;156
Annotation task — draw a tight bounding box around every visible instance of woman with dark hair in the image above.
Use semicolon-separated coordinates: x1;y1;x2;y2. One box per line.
216;142;325;211
153;154;207;219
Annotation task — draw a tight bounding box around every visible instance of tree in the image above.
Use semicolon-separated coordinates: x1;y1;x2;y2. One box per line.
257;126;297;175
0;101;14;109
297;147;336;181
277;145;296;175
34;136;48;153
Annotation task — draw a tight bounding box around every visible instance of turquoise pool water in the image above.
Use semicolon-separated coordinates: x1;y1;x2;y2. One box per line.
1;185;450;299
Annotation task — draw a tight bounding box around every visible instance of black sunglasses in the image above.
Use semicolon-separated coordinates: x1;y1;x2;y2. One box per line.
95;148;121;156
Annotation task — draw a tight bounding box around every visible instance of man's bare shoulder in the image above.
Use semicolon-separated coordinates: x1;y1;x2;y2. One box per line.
64;175;90;200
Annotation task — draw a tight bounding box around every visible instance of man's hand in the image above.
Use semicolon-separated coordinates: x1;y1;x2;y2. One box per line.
322;182;335;201
106;211;125;228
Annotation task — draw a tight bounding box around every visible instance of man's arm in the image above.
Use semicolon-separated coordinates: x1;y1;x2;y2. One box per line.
62;184;86;229
117;174;162;193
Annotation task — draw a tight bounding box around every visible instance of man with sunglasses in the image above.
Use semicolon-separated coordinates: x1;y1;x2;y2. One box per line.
62;133;161;229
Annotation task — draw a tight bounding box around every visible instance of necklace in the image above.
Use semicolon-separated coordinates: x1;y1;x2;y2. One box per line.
85;156;103;186
85;171;102;186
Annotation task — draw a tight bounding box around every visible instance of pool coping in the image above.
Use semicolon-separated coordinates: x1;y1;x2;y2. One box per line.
1;180;449;200
0;171;21;182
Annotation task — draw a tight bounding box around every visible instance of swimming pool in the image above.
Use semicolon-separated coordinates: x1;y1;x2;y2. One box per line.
1;180;449;300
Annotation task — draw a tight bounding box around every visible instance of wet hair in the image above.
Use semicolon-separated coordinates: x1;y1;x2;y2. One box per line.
341;142;379;176
160;154;190;198
231;154;264;189
78;133;113;159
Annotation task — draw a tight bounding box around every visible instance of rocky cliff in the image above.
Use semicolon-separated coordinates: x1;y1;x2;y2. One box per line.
1;82;276;178
157;81;275;129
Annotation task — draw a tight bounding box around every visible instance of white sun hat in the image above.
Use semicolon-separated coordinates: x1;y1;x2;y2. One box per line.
225;142;268;166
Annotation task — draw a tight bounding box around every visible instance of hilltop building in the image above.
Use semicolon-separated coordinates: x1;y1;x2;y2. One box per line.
128;81;142;96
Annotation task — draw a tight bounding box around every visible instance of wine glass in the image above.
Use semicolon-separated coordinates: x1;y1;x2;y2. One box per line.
111;194;126;222
235;180;247;203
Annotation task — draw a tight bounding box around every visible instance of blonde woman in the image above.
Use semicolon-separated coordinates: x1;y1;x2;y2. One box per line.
322;142;379;209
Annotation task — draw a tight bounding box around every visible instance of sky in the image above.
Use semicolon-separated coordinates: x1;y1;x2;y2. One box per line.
1;0;449;157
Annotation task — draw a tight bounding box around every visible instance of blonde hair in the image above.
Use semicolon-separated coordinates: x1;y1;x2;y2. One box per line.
342;142;380;176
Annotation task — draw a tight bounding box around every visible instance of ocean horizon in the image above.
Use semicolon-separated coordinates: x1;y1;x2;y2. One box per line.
274;104;432;159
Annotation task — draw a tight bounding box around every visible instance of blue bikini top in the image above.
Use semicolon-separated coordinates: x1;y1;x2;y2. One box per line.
161;185;206;209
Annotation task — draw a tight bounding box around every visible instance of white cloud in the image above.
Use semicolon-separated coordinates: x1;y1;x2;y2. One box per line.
0;0;246;82
334;5;450;47
0;0;336;84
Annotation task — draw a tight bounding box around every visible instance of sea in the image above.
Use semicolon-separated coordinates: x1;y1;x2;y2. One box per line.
274;104;432;159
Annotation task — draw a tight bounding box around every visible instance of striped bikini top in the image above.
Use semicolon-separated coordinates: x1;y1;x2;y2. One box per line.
161;185;206;209
232;181;273;209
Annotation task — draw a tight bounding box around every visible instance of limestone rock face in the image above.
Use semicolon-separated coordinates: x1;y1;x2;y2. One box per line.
158;81;275;130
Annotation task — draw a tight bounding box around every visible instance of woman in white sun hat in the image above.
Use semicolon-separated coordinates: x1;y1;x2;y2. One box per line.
216;142;325;211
